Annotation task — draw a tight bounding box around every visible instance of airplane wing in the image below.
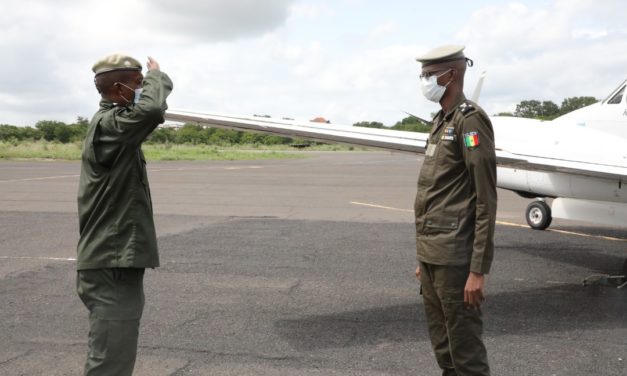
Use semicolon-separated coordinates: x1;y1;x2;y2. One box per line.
164;110;627;181
164;110;428;154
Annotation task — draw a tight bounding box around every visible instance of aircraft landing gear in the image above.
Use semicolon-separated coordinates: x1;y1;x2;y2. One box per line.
525;200;552;230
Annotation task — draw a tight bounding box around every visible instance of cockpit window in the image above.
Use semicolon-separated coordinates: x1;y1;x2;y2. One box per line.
606;85;625;104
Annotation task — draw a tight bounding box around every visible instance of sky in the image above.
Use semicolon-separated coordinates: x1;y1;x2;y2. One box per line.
2;0;626;127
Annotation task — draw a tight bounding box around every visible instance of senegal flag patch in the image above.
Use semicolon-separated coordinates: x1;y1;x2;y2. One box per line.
464;131;480;149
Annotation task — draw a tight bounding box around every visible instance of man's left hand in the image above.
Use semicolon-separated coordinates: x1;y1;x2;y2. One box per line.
464;272;485;309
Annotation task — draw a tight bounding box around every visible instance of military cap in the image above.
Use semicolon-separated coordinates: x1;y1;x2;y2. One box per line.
416;45;472;67
92;53;142;76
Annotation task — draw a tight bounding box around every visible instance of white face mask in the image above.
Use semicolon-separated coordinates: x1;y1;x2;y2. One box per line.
420;69;452;103
132;88;143;104
116;82;143;104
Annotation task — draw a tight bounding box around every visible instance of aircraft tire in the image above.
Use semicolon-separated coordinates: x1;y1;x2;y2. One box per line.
525;200;552;230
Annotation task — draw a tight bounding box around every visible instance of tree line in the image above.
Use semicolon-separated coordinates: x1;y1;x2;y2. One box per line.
0;96;598;144
498;96;598;120
353;115;431;132
0;119;296;146
1;118;89;143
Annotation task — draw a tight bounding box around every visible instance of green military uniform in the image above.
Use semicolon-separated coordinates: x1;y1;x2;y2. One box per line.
415;46;497;376
76;54;173;376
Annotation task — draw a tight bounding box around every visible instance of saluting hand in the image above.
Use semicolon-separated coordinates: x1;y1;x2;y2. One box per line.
147;56;160;71
464;272;485;310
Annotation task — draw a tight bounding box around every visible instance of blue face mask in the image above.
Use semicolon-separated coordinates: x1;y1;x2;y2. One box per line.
116;82;142;104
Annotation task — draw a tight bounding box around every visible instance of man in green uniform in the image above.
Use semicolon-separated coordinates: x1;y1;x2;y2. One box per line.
413;45;497;376
76;53;173;375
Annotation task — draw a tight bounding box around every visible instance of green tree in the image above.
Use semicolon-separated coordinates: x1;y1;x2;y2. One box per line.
32;117;89;143
514;100;541;118
240;132;267;144
21;126;43;141
0;125;44;141
208;129;241;145
70;116;89;141
0;125;21;141
258;134;292;145
148;127;177;143
353;121;384;129
35;120;67;141
391;116;430;133
559;96;598;115
539;101;560;120
53;124;74;143
514;100;560;120
175;124;206;144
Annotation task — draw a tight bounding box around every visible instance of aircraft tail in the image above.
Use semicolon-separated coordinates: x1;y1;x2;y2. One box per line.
471;71;487;103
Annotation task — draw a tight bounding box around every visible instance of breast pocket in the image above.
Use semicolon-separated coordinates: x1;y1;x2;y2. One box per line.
423;211;459;235
435;137;462;166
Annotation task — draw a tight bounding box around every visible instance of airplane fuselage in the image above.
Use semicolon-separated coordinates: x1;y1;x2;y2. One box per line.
497;168;626;203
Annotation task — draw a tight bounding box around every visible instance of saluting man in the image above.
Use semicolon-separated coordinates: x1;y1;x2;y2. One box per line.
76;54;173;375
414;45;497;376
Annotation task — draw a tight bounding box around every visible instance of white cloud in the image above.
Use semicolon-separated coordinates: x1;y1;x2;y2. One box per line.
289;2;335;18
149;0;294;42
2;0;627;127
0;0;295;126
368;21;397;39
163;35;422;126
456;0;627;115
572;29;608;40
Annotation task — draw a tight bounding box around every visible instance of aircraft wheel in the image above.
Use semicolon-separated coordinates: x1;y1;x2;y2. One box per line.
525;200;552;230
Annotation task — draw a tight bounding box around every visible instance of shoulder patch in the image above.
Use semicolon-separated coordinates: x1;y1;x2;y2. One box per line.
464;131;480;149
459;101;476;116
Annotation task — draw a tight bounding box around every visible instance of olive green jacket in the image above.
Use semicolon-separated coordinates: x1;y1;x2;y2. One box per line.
77;70;173;270
414;96;497;274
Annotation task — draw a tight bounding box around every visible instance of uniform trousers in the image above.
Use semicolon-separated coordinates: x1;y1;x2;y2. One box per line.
419;262;490;376
77;268;145;376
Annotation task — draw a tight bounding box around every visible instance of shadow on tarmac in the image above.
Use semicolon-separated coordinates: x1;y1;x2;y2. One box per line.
274;282;626;351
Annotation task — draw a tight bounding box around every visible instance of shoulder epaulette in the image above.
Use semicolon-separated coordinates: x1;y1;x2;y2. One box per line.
459;101;476;116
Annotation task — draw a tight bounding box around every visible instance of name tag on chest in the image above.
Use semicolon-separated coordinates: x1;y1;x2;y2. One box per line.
426;144;437;157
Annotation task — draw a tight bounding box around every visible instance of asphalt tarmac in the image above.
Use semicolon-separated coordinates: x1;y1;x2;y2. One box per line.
0;151;625;376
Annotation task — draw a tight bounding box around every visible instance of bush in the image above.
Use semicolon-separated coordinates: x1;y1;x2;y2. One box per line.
174;124;207;144
148;127;177;144
33;118;88;143
208;129;241;145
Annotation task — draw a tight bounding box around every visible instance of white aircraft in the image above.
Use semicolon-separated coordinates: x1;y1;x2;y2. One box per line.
164;79;627;232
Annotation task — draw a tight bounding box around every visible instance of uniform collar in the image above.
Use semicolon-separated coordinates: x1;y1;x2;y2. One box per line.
99;98;133;110
431;94;467;136
99;99;115;110
442;94;467;120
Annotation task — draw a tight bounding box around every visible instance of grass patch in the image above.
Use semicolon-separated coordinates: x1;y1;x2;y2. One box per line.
0;141;361;161
0;141;82;160
142;144;304;161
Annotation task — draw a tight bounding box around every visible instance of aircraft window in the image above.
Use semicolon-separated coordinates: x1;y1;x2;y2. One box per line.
607;85;625;104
